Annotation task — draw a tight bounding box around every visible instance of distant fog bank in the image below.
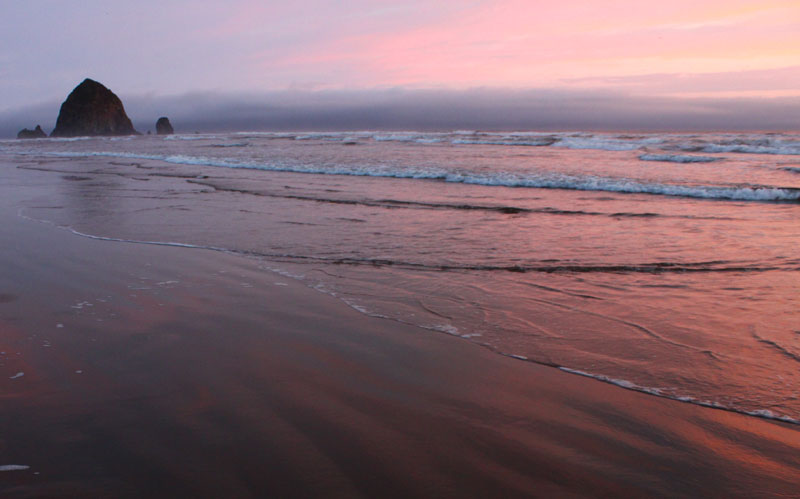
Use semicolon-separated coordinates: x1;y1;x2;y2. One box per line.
2;88;798;138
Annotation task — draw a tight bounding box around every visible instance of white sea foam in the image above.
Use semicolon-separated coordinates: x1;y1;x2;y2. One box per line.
554;136;663;151
665;134;800;155
164;135;217;141
558;367;800;425
428;324;461;336
250;130;800;155
446;172;800;202
0;465;30;471
559;367;663;395
374;133;424;142
698;143;800;155
233;131;298;138
29;150;800;202
47;136;93;142
452;138;555;147
9;129;800;156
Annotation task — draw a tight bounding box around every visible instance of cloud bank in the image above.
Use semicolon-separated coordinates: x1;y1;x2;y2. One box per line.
2;88;798;138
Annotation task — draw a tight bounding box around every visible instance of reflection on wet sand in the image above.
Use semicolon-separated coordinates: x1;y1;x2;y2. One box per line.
1;173;798;497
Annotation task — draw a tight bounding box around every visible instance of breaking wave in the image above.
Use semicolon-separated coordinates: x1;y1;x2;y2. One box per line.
452;137;557;147
8;130;800;156
28;150;800;203
639;154;721;163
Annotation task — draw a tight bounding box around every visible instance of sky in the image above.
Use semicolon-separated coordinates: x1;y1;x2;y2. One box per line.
1;0;799;134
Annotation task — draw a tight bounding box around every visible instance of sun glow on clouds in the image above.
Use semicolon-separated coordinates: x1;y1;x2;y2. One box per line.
239;0;800;97
0;0;798;114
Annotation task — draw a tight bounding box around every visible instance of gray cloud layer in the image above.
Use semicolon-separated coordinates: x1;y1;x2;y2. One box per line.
2;88;799;138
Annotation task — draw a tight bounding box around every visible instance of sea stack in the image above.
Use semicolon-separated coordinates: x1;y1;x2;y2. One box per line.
17;125;47;139
50;79;138;137
155;117;174;135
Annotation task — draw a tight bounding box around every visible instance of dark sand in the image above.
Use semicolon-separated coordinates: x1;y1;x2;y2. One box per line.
1;161;799;498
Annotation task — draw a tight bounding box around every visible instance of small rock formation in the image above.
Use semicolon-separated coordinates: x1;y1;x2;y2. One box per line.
155;117;174;135
50;78;138;137
17;125;47;139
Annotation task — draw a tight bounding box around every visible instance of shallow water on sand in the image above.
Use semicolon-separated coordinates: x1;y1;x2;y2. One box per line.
3;130;799;422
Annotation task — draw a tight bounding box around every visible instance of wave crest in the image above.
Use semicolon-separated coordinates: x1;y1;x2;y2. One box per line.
29;150;800;203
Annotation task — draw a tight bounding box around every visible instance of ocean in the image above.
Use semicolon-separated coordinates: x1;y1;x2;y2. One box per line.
3;130;799;424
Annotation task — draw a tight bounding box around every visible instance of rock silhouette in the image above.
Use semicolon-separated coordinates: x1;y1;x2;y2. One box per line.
50;79;138;137
155;117;174;135
17;125;47;139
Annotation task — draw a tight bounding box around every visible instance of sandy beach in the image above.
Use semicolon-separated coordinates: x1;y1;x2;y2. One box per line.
0;156;798;498
3;0;800;495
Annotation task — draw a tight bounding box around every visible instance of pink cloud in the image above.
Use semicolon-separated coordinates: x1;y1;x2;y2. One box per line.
252;0;800;95
2;0;797;108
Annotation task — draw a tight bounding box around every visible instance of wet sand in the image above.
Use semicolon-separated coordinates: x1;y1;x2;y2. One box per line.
1;160;799;498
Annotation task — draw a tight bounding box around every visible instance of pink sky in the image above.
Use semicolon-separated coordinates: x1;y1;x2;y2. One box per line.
1;1;798;111
245;0;800;96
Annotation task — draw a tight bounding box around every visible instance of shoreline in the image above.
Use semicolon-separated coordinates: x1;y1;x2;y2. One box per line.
20;207;800;428
1;156;799;497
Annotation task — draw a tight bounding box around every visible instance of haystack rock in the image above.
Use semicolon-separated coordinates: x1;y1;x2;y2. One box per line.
17;125;47;139
155;117;174;135
50;79;138;137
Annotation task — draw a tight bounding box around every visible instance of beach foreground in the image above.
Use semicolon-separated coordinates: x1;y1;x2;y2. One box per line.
1;157;799;498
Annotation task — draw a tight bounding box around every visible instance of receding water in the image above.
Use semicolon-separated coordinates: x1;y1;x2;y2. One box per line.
4;130;800;422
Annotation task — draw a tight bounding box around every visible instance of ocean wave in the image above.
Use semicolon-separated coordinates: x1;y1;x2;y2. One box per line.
46;136;93;142
207;142;249;148
295;133;337;140
698;144;800;155
392;131;800;155
639;154;720;163
164;135;217;141
667;136;800;156
558;367;799;425
26;150;800;203
452;137;557;147
698;144;800;156
142;130;800;155
295;132;372;141
244;254;786;275
447;173;800;202
233;132;298;138
23;129;800;157
189;180;730;220
554;136;663;151
374;133;429;142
